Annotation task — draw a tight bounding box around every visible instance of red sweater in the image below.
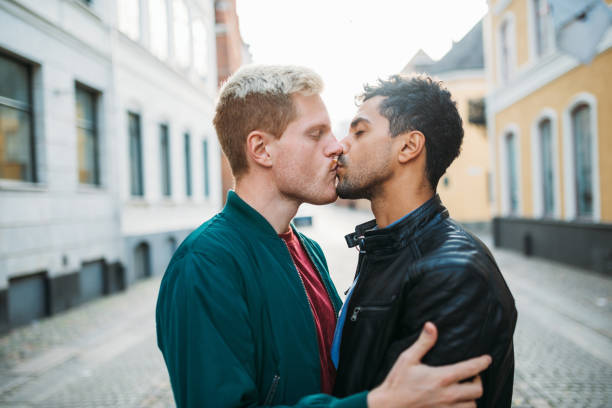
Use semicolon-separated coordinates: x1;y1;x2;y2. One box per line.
280;229;337;394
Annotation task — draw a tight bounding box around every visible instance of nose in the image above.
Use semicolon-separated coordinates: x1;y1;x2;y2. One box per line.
339;134;350;154
325;135;344;157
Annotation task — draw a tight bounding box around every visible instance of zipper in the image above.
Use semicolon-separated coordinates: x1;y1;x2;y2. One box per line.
263;374;280;405
350;305;389;322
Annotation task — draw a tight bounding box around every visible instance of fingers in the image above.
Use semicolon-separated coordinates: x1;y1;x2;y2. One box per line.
400;322;438;365
444;375;483;402
443;355;492;384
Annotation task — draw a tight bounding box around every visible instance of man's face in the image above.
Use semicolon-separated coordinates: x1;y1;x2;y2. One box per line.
270;93;342;205
336;96;396;199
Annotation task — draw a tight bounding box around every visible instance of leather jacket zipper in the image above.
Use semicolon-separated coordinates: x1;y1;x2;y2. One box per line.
350;305;388;322
263;374;280;405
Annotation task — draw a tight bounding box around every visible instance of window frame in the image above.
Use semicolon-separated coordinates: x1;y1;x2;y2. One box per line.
498;124;522;216
562;93;600;221
184;131;192;197
0;51;37;183
75;82;101;186
496;12;517;85
530;109;561;219
159;123;172;197
128;111;145;197
202;138;209;198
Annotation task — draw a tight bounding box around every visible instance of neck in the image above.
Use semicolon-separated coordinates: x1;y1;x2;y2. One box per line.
370;177;434;228
235;173;300;234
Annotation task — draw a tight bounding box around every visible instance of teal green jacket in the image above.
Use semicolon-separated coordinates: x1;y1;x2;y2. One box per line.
156;191;368;407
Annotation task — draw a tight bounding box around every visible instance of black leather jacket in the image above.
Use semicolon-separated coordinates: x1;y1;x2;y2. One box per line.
333;195;517;408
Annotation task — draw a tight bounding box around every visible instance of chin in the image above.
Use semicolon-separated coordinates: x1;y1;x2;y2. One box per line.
304;190;338;205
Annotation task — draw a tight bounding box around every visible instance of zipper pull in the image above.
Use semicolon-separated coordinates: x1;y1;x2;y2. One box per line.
350;307;361;322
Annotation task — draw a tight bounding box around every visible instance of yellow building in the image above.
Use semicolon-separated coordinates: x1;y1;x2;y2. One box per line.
402;20;492;226
485;0;612;273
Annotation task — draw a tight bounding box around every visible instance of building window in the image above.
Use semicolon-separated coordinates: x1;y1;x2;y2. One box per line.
75;85;100;185
173;0;191;68
538;119;555;216
149;0;169;59
160;123;171;197
184;132;192;197
192;19;208;78
128;112;144;196
203;139;209;197
134;242;151;279
118;0;141;41
572;105;593;218
499;19;512;83
505;132;519;215
0;53;35;182
533;0;553;56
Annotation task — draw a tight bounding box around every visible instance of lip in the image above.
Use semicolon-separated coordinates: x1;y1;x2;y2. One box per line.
330;158;339;172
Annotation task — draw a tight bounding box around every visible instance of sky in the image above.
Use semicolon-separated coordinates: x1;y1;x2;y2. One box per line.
235;0;488;132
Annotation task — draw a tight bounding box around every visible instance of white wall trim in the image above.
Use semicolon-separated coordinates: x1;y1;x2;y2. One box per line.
530;108;562;219
562;93;600;221
498;123;523;216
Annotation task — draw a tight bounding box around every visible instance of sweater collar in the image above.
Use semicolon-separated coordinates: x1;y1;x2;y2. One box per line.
344;194;448;253
221;190;281;238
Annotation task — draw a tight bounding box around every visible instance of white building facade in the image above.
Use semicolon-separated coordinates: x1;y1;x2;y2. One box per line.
0;0;221;333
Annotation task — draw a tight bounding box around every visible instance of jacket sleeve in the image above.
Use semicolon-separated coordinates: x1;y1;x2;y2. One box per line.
375;264;498;383
156;251;367;408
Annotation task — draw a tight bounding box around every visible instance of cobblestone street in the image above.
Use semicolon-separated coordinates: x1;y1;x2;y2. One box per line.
1;205;611;407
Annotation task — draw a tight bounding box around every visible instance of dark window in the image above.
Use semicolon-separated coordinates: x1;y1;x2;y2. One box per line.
184;132;192;197
160;124;171;196
534;0;552;56
506;132;519;214
8;272;48;327
500;20;511;82
128;112;144;196
572;104;593;218
538;119;555;216
203;139;209;197
0;53;35;182
468;98;486;126
75;85;100;185
134;242;151;279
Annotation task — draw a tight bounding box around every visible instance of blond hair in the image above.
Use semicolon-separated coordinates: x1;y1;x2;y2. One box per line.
213;65;324;178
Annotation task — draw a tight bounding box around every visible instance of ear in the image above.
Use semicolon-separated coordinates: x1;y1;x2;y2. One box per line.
397;130;425;164
245;130;274;168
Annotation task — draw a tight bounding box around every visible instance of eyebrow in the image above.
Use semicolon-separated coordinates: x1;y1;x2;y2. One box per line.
305;123;330;133
350;117;371;129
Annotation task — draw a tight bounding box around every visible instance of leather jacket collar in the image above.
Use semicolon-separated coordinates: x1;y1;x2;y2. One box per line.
344;194;449;254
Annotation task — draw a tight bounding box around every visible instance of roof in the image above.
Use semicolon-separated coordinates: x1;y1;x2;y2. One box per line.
402;19;484;75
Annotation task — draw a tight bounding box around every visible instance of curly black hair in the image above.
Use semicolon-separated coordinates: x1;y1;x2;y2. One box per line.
359;75;464;191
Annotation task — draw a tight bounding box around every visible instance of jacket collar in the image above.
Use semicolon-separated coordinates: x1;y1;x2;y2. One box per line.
221;190;280;238
344;194;448;253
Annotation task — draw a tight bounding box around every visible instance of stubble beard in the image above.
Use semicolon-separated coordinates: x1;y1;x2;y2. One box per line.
336;160;392;201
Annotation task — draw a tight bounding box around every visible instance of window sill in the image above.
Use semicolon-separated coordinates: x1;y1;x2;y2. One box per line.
77;183;106;194
126;197;149;207
0;179;48;192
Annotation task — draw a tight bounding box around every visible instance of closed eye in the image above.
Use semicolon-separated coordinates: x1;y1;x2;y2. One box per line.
355;130;365;137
